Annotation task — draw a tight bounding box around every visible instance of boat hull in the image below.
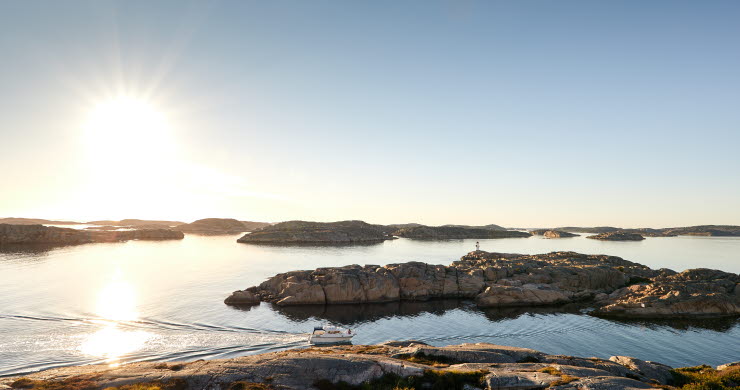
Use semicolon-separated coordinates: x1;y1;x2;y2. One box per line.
309;335;354;344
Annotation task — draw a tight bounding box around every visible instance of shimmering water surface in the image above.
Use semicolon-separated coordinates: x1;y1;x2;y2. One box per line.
1;234;738;376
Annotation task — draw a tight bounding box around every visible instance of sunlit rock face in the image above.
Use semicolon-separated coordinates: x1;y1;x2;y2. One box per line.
0;223;183;246
228;251;648;307
594;268;740;318
2;341;713;389
237;220;395;244
227;250;739;317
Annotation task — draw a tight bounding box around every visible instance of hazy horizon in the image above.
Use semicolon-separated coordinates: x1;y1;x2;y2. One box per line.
2;1;739;227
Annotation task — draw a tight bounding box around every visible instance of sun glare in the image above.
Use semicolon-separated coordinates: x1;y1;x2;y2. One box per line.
96;280;138;322
85;96;171;156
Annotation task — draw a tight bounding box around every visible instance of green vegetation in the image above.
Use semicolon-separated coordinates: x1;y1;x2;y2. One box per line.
669;365;739;390
394;352;458;367
313;369;488;390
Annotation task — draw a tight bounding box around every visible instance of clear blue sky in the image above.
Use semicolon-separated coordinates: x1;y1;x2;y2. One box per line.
1;0;739;227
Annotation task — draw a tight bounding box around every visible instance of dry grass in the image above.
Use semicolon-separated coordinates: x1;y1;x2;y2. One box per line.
10;375;99;390
103;379;188;390
538;367;579;386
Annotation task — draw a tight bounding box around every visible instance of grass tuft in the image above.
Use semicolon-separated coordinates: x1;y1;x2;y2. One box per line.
669;365;740;390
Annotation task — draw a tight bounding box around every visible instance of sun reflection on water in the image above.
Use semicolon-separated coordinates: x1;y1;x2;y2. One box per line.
79;278;152;365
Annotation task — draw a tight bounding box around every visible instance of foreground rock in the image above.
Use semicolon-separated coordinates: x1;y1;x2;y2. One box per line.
593;268;740;318
238;220;395;244
176;218;253;234
530;229;579;238
392;225;531;239
0;224;184;246
3;342;733;389
227;251;739;318
587;231;645;241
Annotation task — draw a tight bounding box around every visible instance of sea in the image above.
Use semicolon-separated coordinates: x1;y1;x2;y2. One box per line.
1;232;738;376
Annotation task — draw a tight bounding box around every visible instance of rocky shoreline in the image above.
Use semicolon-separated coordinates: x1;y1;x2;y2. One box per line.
226;251;740;318
2;341;737;390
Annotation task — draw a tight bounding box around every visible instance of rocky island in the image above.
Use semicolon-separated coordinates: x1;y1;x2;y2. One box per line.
0;224;184;246
391;225;531;239
226;251;739;318
530;229;579;238
2;341;737;390
587;231;646;241
237;220;395;244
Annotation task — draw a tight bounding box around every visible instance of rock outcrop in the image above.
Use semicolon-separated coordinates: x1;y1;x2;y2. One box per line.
176;218;250;234
226;251;739;318
228;251;651;307
3;342;728;390
392;225;531;239
237;220;395;244
0;224;184;246
593;268;740;318
530;229;579;238
587;231;646;241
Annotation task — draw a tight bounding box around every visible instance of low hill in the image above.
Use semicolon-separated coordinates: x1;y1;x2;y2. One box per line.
0;217;81;225
238;220;394;244
175;218;250;234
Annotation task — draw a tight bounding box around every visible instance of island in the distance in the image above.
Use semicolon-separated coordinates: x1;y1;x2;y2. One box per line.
529;229;580;238
238;220;396;244
226;250;739;318
586;231;646;241
176;218;270;235
238;220;531;244
0;224;184;246
2;341;736;390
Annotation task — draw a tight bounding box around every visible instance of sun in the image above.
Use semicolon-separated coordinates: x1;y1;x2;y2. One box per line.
84;95;173;159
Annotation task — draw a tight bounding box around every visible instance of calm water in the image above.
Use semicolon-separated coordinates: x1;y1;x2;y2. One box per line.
1;234;738;376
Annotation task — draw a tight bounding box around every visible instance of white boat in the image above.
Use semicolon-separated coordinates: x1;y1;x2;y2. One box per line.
308;324;355;344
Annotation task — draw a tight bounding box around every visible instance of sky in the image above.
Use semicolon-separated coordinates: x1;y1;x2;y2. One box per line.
1;0;739;228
